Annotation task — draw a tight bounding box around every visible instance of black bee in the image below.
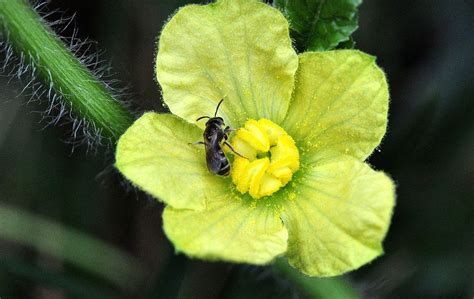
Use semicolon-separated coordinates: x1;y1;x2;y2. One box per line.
193;99;244;176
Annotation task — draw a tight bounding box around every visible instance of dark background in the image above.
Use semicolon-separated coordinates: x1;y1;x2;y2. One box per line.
0;0;473;298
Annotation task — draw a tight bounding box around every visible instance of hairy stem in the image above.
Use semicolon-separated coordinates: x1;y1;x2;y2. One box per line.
274;258;361;299
0;0;133;141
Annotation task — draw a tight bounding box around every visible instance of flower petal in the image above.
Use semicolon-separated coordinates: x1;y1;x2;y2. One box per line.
163;194;288;264
283;50;389;161
281;154;395;276
115;113;229;211
156;0;298;127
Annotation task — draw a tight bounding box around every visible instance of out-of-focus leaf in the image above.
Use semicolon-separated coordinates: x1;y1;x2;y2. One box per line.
0;258;116;299
337;36;356;49
146;255;188;299
274;0;362;51
0;204;145;291
274;258;361;299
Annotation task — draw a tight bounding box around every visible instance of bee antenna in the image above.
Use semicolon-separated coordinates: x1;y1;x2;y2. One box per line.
214;99;224;117
196;116;210;122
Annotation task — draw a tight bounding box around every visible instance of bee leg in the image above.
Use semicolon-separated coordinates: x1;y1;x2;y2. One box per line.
223;126;236;140
223;141;247;159
189;141;206;146
224;126;236;134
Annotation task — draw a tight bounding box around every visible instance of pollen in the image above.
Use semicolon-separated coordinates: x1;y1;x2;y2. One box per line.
230;119;300;199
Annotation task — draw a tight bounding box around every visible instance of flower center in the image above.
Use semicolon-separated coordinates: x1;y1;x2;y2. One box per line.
230;119;299;199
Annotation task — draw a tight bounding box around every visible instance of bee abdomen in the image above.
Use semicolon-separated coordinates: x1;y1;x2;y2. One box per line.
217;162;230;176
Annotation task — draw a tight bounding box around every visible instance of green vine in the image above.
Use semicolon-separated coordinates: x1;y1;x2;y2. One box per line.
0;0;133;142
274;258;361;299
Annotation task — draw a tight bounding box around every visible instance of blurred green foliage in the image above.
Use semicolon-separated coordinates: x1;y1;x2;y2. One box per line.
274;0;361;51
0;0;473;298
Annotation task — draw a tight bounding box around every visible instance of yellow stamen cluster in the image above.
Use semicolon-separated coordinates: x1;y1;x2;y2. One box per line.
230;119;299;199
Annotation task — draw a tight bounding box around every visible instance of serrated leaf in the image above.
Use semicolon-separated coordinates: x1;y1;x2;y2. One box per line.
274;0;362;51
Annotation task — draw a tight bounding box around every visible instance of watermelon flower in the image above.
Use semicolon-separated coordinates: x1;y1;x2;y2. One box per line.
115;0;395;276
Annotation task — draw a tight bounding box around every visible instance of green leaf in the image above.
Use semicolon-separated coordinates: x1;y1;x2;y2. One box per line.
274;0;362;51
0;204;144;290
337;36;356;49
274;258;361;299
0;258;117;299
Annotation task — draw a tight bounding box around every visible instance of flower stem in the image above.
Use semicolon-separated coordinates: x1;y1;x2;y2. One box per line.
0;0;134;141
274;258;361;299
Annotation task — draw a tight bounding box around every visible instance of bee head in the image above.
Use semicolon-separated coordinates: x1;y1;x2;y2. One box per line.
206;117;225;127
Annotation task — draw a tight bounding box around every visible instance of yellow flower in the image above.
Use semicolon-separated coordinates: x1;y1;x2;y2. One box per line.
115;0;395;277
